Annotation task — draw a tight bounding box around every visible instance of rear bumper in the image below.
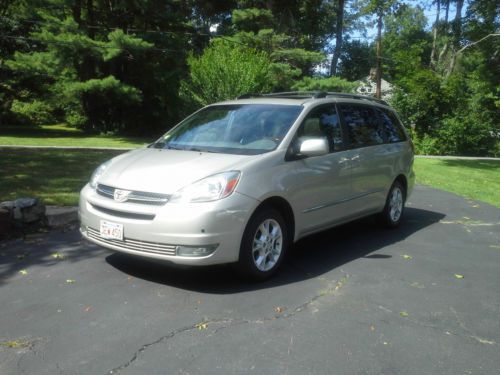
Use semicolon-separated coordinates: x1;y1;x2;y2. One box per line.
79;184;259;265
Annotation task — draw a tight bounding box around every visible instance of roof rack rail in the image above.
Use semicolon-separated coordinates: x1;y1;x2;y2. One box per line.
236;93;263;99
236;91;389;105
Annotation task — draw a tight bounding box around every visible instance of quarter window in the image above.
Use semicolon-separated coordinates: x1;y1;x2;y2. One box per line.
375;108;407;143
338;104;384;148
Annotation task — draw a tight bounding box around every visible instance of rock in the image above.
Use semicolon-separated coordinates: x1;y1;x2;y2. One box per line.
0;198;46;224
0;207;12;238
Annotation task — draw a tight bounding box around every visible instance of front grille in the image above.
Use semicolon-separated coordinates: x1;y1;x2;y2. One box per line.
90;204;155;220
87;227;177;256
97;184;170;205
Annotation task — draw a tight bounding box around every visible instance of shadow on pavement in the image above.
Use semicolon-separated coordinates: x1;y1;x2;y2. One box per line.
0;228;105;286
106;207;446;293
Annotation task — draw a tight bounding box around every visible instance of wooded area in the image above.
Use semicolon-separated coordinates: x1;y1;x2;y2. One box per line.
0;0;498;156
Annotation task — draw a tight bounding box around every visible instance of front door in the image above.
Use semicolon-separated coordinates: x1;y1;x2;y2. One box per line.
287;104;353;236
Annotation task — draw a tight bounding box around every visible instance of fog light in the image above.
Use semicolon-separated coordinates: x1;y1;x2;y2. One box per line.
176;244;218;257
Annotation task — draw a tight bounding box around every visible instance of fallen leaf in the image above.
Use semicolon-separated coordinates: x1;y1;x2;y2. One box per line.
401;254;412;260
454;274;464;279
19;269;28;275
66;279;76;284
472;204;480;208
0;340;30;348
195;322;208;330
84;306;93;313
274;306;285;314
51;253;64;260
400;311;409;317
463;216;471;220
370;325;375;331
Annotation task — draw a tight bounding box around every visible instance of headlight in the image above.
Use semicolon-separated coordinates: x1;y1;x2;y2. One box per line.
89;161;110;189
170;171;241;203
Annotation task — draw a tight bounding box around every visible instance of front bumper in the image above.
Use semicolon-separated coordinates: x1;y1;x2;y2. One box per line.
79;184;259;265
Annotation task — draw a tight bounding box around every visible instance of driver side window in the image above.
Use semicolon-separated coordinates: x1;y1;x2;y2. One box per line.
296;104;343;153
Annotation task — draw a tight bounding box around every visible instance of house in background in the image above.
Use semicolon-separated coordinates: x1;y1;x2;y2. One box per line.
356;68;394;100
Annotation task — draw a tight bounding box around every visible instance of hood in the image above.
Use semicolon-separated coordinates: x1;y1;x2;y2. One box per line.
98;148;252;194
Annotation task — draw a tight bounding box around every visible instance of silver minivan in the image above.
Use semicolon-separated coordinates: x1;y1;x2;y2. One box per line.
79;92;415;279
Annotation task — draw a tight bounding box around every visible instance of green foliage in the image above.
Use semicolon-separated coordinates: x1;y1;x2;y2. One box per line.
182;39;272;106
292;76;358;93
390;69;444;136
232;8;274;32
10;99;55;124
338;40;375;81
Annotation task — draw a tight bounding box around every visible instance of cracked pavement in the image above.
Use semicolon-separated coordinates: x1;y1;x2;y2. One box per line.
1;185;499;375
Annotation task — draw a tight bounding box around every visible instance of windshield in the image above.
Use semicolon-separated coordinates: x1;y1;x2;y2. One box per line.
152;104;303;155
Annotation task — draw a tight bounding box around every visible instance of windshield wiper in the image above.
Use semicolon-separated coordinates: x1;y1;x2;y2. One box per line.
188;147;217;153
151;142;165;149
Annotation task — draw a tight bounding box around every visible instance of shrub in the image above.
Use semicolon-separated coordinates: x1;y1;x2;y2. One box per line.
10;99;55;125
291;76;357;93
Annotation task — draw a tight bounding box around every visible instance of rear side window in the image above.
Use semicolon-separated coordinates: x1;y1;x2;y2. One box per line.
338;104;384;148
296;104;343;152
375;108;407;143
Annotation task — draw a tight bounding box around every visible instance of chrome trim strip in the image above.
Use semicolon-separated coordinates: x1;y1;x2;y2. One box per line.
97;184;170;205
87;227;177;256
302;189;384;213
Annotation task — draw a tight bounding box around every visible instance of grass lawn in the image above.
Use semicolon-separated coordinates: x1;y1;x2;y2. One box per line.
1;148;499;207
414;158;500;207
0;124;152;148
0;149;123;206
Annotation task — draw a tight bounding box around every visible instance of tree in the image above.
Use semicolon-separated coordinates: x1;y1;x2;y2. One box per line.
3;0;192;134
330;0;345;76
181;39;273;107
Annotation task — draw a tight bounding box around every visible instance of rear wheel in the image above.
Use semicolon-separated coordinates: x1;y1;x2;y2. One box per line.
379;181;405;228
237;208;289;280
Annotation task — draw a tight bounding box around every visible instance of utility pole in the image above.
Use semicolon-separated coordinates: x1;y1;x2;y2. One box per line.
375;10;382;99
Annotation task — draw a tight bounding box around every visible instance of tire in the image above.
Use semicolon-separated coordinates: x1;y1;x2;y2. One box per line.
379;180;406;228
237;208;289;281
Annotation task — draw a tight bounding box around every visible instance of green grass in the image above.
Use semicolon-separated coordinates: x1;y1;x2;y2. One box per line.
1;148;499;207
0;150;123;205
0;124;151;148
414;158;500;207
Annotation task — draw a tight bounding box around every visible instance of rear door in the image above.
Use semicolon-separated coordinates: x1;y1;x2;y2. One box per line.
337;103;392;213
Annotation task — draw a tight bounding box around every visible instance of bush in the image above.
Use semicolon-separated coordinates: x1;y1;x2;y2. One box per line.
291;76;357;93
182;39;273;107
10;99;55;125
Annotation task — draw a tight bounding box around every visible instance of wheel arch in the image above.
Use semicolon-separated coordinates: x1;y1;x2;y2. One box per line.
394;174;408;200
253;196;296;244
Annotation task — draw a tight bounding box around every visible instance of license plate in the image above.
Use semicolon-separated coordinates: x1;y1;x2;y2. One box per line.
100;220;123;240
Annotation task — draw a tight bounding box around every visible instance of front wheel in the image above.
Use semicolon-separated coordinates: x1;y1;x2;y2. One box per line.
379;181;406;228
237;208;289;280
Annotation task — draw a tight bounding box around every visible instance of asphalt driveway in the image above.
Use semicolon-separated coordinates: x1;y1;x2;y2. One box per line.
1;185;499;375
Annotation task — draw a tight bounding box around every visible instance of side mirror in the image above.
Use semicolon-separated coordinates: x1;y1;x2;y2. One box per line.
299;138;329;157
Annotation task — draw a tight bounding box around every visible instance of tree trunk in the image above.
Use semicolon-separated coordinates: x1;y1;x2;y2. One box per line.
444;0;449;24
330;0;345;77
430;0;440;68
447;0;464;77
375;11;382;99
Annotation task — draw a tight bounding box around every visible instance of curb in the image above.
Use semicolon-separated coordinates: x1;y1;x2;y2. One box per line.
415;155;500;161
46;206;79;227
